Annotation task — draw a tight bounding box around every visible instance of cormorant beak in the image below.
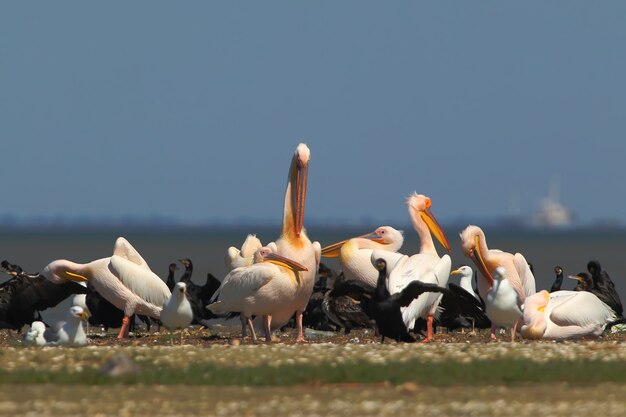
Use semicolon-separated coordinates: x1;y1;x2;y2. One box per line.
567;275;583;283
320;232;383;258
418;208;451;252
64;271;89;282
262;252;308;272
293;159;308;237
471;235;494;285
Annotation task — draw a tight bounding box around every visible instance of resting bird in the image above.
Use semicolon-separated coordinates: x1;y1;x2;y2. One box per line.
23;321;47;346
225;234;263;271
437;266;490;333
485;267;523;341
321;226;405;287
161;282;194;343
44;306;89;346
42;237;171;339
331;257;450;343
321;274;373;334
587;260;623;317
522;290;618;340
0;261;88;330
550;266;564;292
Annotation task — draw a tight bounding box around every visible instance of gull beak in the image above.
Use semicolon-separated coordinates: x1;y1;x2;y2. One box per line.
78;310;90;321
64;271;89;282
320;232;383;258
262;252;308;272
471;235;494;285
419;208;451;252
450;269;462;275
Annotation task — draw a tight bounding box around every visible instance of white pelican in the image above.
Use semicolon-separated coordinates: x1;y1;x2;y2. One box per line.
23;321;47;346
385;193;452;342
320;226;404;287
521;289;618;340
460;225;536;338
207;246;308;341
41;237;171;339
486;267;523;341
225;234;263;271
273;143;321;342
44;306;89;346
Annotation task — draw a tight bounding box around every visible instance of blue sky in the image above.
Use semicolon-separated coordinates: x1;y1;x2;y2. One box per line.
2;2;626;226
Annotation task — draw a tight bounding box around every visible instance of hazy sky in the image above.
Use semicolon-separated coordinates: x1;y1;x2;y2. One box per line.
2;2;626;226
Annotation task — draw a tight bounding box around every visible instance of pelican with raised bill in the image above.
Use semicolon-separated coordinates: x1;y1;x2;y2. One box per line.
272;143;321;342
321;226;404;287
381;193;452;342
207;246;309;342
41;237;171;339
460;224;536;339
521;289;618;340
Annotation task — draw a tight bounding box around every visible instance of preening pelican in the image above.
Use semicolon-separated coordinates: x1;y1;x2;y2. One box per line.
225;234;263;271
521;290;617;340
41;237;171;339
321;226;404;287
273;143;321;342
485;267;523;341
460;225;536;338
207;246;308;341
385;193;452;342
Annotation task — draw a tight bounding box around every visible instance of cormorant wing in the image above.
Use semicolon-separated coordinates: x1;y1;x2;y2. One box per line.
327;279;375;302
394;280;449;308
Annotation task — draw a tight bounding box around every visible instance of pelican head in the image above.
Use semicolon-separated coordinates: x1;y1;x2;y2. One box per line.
520;290;550;339
460;225;493;284
289;143;310;237
41;260;89;284
406;193;451;252
70;306;90;321
320;225;401;258
254;247;308;272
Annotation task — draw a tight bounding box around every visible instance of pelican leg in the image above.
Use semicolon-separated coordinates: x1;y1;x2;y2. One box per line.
262;315;272;342
420;316;435;343
117;316;131;339
490;323;497;340
247;318;257;341
295;310;305;343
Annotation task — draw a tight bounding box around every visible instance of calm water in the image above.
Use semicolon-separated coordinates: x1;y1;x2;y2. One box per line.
1;225;625;324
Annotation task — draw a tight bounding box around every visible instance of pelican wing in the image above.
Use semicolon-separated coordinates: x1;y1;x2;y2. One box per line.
210;264;275;307
513;253;536;298
113;237;151;270
109;255;171;306
550;291;616;328
313;241;321;269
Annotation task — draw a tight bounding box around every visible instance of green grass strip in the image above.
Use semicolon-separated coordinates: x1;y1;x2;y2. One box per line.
1;358;625;386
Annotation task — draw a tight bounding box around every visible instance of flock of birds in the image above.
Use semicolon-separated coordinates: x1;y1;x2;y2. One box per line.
0;143;624;347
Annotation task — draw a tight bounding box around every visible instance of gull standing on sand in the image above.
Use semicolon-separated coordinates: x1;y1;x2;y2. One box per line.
160;282;194;343
41;237;171;339
485;267;523;341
